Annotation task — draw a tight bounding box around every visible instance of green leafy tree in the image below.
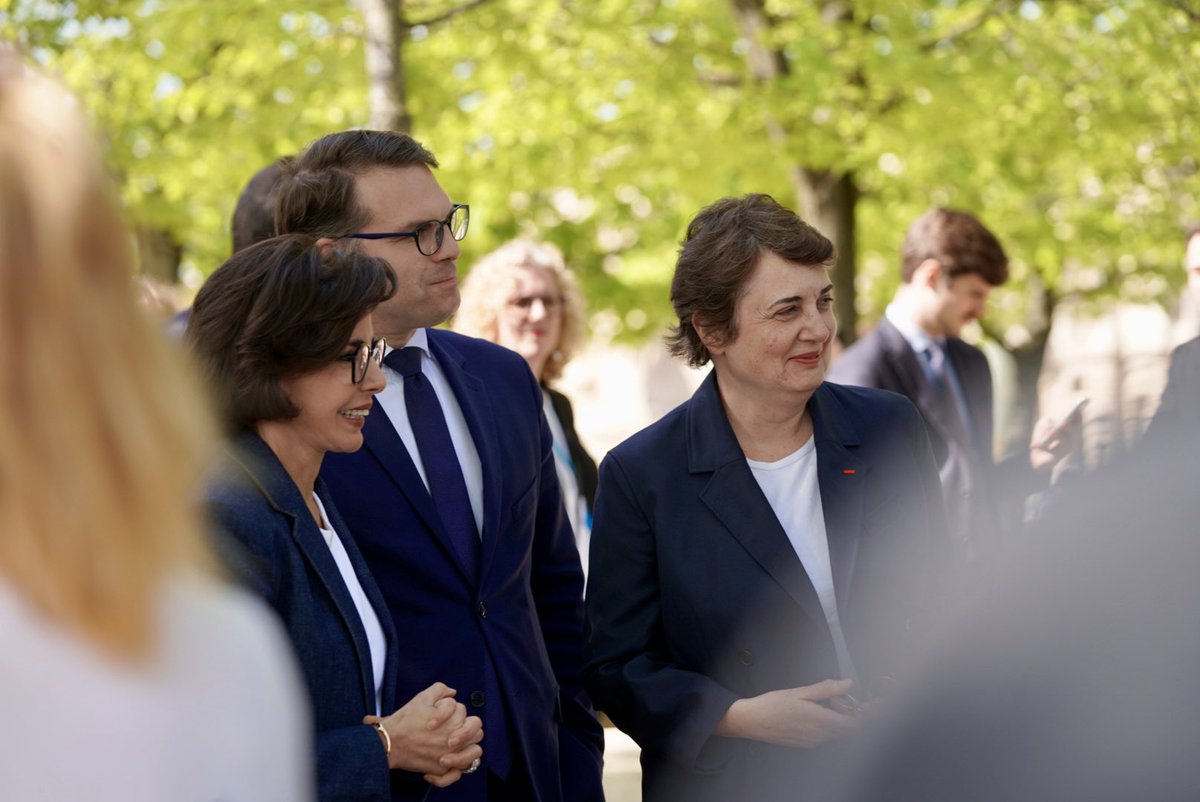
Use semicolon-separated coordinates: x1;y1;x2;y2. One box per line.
5;0;1197;449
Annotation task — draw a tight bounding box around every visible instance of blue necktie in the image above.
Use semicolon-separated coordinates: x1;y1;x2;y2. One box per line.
385;346;511;777
922;343;973;451
386;347;480;582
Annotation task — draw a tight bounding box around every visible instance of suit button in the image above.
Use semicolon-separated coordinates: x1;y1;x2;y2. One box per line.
738;649;755;666
469;691;486;708
477;601;487;619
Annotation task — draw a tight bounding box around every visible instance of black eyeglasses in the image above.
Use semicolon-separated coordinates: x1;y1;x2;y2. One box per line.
340;204;469;256
338;337;387;384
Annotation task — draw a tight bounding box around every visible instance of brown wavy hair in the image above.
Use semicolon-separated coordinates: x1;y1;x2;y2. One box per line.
186;233;397;433
667;194;835;367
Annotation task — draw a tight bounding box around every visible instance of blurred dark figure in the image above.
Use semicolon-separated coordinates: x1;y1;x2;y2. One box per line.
829;417;1200;802
232;159;288;253
1143;225;1200;445
167;158;288;338
829;209;1076;575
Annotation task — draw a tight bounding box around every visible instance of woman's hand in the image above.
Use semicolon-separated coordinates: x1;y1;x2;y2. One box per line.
713;679;861;748
364;681;484;785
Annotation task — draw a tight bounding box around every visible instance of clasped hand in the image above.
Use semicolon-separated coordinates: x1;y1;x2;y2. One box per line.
364;682;484;788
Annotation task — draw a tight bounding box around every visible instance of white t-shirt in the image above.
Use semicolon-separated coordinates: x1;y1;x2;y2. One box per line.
313;492;388;715
0;573;314;801
747;438;858;682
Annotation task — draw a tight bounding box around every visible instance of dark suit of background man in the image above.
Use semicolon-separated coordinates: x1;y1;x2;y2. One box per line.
828;209;1071;575
276;131;604;802
1144;225;1200;445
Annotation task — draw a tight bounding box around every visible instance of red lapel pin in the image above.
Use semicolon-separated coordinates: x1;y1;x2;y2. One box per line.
842;469;856;475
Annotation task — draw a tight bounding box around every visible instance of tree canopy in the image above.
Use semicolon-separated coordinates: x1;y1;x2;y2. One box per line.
4;0;1197;347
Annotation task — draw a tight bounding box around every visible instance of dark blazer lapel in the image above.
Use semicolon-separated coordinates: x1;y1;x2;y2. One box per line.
808;384;865;613
877;319;938;418
232;433;379;713
359;399;446;543
427;330;504;583
946;338;991;457
878;318;964;446
689;373;829;629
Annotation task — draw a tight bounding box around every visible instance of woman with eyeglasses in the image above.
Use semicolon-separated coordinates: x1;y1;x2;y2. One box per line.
453;240;598;580
187;233;483;802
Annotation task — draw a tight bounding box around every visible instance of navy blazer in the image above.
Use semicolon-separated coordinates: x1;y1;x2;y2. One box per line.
585;374;946;802
828;317;1039;565
321;329;604;802
206;431;407;802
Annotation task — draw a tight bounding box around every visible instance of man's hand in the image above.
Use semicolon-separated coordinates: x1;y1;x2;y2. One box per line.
1030;401;1086;472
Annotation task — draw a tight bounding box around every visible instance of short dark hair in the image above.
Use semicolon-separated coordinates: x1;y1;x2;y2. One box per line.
185;233;397;432
275;130;439;239
901;208;1008;286
231;159;288;254
1186;225;1200;245
667;194;835;367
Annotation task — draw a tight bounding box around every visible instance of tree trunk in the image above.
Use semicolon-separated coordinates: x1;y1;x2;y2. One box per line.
134;226;182;284
994;286;1055;463
729;0;859;343
797;168;858;344
358;0;411;132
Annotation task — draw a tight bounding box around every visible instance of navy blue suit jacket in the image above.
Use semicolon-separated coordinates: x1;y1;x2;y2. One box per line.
321;329;603;802
206;431;409;801
828;317;1039;566
585;374;945;802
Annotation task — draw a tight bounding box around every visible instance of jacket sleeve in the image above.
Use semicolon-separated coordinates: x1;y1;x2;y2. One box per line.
585;452;741;771
206;495;403;802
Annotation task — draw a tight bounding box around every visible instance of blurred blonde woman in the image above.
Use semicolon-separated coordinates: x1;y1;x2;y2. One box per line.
454;239;598;577
0;48;311;800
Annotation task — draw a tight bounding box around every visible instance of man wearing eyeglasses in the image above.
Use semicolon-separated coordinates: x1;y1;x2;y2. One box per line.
276;131;604;802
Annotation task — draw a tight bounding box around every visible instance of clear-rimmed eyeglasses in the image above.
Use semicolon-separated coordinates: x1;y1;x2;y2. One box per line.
339;337;387;384
506;293;564;313
339;204;469;256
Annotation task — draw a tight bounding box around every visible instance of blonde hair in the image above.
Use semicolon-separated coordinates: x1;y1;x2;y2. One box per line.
0;49;218;659
454;239;585;383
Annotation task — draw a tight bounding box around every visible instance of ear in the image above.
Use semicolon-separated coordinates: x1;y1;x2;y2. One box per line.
693;313;727;357
912;258;943;289
315;237;340;257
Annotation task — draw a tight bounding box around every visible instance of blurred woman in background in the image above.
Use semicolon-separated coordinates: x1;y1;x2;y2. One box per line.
0;47;310;800
187;234;483;801
454;239;598;576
